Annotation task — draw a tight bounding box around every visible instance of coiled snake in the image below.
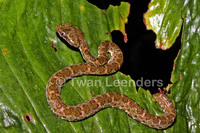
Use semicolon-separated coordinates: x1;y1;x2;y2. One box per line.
46;22;176;129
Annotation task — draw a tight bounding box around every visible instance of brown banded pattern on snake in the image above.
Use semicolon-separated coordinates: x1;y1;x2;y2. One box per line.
46;22;176;129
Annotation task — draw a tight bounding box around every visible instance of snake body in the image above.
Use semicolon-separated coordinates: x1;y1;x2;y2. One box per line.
46;22;176;129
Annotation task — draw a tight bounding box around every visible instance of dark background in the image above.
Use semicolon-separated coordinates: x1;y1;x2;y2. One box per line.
87;0;181;93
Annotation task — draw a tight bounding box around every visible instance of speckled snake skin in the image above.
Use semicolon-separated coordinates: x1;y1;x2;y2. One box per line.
46;22;176;129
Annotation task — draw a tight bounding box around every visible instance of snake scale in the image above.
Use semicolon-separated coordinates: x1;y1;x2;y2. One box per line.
46;22;176;129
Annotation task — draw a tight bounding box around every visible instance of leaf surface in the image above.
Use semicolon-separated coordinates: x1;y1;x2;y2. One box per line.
144;0;200;132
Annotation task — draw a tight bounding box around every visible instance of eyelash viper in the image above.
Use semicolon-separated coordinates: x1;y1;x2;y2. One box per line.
46;22;176;129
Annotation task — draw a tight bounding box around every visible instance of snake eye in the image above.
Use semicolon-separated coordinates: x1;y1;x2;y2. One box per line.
60;31;65;36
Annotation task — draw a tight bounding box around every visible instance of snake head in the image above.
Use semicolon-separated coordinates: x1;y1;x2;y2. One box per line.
56;22;85;48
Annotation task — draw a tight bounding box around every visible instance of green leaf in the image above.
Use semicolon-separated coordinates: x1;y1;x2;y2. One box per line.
145;0;200;133
0;0;161;132
144;0;183;49
2;0;199;132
